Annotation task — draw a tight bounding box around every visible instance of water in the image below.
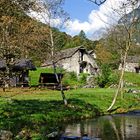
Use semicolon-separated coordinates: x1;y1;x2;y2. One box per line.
62;114;140;140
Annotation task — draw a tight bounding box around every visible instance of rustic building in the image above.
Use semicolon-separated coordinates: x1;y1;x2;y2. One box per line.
0;59;36;87
119;56;140;73
42;46;99;75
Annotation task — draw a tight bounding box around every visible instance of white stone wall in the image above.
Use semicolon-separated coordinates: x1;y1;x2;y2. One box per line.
59;52;80;74
83;54;97;68
59;51;98;75
119;62;139;72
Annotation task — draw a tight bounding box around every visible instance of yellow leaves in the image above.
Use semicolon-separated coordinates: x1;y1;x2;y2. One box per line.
1;16;16;25
95;43;112;64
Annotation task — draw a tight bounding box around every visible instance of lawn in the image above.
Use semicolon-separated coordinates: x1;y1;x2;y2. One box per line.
1;70;140;139
124;72;140;86
29;67;53;86
0;87;140;139
29;67;63;86
29;67;140;87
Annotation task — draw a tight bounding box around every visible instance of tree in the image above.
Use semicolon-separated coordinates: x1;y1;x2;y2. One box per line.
87;0;106;6
78;30;87;40
106;0;140;111
95;43;112;65
35;0;69;105
0;0;40;90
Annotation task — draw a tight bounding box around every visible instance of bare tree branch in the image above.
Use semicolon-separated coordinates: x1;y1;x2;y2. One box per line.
88;0;106;6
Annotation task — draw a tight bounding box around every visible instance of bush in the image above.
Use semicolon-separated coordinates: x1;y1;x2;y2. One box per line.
108;71;119;86
62;72;79;87
62;72;89;88
96;64;118;88
78;73;89;85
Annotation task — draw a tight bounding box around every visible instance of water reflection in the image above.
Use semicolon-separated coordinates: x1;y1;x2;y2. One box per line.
62;114;140;140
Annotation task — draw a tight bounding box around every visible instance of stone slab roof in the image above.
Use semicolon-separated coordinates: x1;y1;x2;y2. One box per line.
0;59;36;71
42;46;87;66
126;56;140;63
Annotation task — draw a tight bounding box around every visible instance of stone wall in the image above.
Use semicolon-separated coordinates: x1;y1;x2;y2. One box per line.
58;51;98;75
59;52;80;74
119;62;139;73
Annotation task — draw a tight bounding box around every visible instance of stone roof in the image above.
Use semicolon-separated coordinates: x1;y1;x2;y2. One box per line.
126;56;140;63
13;59;36;71
0;59;36;71
42;46;87;66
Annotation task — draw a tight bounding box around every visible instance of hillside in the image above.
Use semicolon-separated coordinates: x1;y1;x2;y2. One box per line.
0;1;97;66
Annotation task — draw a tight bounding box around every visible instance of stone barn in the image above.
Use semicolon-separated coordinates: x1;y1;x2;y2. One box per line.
119;56;140;73
0;59;36;87
42;46;99;75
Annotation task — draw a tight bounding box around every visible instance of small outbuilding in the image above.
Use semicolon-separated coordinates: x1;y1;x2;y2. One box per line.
0;58;36;87
39;73;63;89
119;56;140;73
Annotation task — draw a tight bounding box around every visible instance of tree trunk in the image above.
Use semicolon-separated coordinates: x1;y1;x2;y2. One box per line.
107;48;128;111
49;27;68;106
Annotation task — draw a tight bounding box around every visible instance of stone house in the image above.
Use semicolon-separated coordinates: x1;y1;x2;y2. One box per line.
119;56;140;73
42;46;99;75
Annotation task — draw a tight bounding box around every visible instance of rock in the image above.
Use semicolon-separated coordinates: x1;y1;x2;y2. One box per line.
83;85;95;88
84;75;96;88
47;131;58;138
0;130;13;140
127;89;140;94
16;129;31;139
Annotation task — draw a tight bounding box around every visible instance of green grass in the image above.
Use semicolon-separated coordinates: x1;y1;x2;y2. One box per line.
0;87;140;139
29;68;140;88
1;69;140;139
29;67;54;86
29;67;63;86
124;72;140;86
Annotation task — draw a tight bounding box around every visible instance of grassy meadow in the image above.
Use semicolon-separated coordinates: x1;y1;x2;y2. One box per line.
124;71;140;86
0;68;140;139
0;87;140;139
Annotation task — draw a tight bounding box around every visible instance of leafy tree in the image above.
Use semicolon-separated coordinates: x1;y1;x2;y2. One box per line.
106;0;140;111
78;30;87;40
0;0;40;89
95;43;112;65
35;0;69;105
96;64;111;88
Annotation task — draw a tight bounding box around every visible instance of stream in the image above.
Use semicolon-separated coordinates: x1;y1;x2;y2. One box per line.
61;112;140;140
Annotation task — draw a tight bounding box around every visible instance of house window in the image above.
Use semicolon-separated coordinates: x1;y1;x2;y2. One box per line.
79;61;87;73
80;65;83;73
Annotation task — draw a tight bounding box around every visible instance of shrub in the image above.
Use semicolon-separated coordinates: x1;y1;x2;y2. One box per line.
96;64;119;88
78;73;89;85
62;72;79;87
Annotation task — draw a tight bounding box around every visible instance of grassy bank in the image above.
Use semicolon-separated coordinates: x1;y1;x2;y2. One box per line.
124;72;140;86
29;68;140;88
0;87;140;139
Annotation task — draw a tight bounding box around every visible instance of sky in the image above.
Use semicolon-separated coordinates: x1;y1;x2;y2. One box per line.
29;0;139;40
62;0;138;40
63;0;98;22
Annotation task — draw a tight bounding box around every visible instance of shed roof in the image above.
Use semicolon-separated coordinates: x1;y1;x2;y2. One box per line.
0;59;36;71
13;59;36;71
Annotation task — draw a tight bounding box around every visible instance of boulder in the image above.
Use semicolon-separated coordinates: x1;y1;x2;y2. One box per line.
0;130;13;140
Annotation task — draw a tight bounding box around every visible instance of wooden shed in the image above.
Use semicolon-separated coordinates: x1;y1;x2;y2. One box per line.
0;59;36;87
39;73;63;89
